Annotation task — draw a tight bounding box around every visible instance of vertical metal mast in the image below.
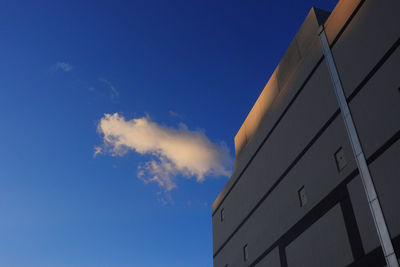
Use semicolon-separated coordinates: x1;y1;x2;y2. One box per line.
319;28;399;267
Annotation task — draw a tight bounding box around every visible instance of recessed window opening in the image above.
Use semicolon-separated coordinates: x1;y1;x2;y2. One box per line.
220;208;224;222
298;186;307;207
243;244;248;261
334;147;347;171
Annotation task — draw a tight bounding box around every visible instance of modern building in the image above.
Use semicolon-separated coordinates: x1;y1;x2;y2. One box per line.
212;0;400;266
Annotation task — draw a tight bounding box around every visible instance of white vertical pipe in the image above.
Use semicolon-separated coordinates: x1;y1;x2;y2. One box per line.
319;29;399;267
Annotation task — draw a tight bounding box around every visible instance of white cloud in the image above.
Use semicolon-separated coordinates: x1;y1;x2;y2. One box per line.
99;78;119;99
169;110;183;119
93;146;102;157
96;113;232;191
54;62;73;72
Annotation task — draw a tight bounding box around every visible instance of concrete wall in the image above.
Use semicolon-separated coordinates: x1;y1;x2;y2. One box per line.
213;58;339;252
233;7;329;158
214;115;356;266
213;0;400;266
285;205;353;267
332;0;400;245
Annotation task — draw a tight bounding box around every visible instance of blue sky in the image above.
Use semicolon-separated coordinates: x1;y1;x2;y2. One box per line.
0;0;336;266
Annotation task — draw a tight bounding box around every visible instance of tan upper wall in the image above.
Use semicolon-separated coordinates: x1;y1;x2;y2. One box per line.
324;0;362;45
234;7;330;157
233;0;364;160
213;0;363;214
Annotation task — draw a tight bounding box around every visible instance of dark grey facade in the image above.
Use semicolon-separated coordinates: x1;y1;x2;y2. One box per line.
212;0;400;266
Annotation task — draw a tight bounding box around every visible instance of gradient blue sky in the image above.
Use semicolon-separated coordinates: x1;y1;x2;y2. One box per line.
0;0;337;266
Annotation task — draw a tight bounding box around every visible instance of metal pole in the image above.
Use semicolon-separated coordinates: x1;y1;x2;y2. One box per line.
319;28;399;267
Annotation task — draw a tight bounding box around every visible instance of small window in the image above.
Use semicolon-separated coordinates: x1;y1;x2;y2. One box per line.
298;186;307;207
243;244;248;261
334;147;347;171
221;208;224;222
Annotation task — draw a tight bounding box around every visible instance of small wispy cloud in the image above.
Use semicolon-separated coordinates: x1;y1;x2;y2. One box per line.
93;146;102;157
169;110;183;119
96;113;232;192
99;78;119;99
53;62;73;72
